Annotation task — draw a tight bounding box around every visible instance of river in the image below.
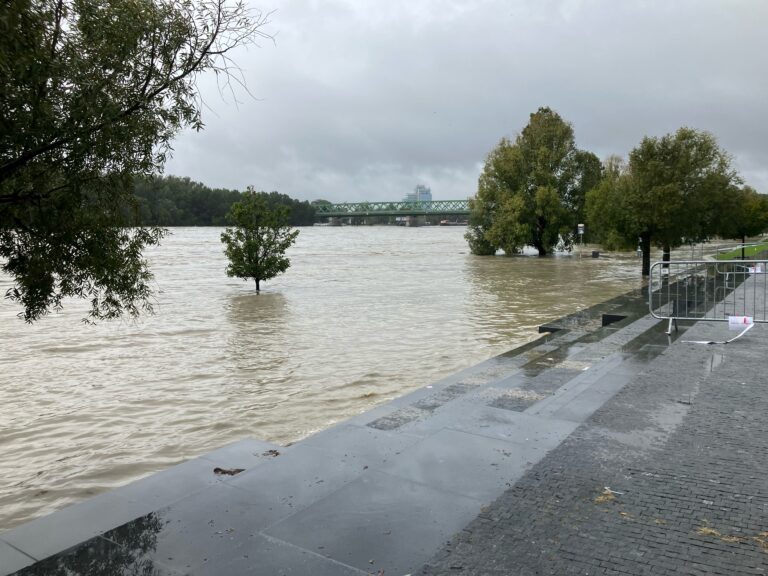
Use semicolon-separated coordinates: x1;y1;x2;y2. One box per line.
0;226;644;529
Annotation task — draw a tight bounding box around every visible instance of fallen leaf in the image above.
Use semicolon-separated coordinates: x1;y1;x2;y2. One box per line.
213;467;245;476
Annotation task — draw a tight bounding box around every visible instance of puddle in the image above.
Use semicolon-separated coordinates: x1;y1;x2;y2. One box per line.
708;352;724;373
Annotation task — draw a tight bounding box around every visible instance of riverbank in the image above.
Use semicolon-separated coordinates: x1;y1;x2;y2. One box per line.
4;277;765;574
0;226;645;530
0;286;670;574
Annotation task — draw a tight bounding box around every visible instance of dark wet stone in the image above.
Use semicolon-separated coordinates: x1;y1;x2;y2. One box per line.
9;532;182;576
412;382;478;411
264;471;482;575
367;406;426;430
489;394;539;412
420;315;768;576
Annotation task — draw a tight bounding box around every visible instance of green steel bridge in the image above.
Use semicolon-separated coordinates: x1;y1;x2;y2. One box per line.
314;199;470;218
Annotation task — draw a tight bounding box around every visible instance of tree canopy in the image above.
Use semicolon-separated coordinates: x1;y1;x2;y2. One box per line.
0;0;269;321
713;185;768;247
466;107;601;256
221;189;299;292
586;127;741;275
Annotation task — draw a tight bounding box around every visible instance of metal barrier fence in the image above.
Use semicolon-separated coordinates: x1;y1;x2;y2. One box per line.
715;242;765;258
649;260;768;332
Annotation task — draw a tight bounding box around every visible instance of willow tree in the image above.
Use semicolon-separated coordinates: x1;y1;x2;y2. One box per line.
586;128;739;275
0;0;271;321
466;107;601;256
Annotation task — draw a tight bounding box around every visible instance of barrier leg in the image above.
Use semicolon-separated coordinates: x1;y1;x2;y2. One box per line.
666;317;678;335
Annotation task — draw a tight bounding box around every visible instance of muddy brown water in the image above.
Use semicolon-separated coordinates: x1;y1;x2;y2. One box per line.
0;226;646;529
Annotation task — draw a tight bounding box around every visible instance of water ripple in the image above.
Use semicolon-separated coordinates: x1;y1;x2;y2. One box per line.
0;226;644;528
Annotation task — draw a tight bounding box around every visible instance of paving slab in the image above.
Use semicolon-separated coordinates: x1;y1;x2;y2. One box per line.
223;443;365;521
297;423;422;469
102;483;289;573
545;379;634;422
402;401;579;451
378;427;540;502
264;470;483;575
0;541;34;575
110;446;267;510
189;535;366;576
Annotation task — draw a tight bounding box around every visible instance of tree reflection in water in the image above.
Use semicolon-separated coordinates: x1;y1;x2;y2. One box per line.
15;513;166;576
226;292;290;374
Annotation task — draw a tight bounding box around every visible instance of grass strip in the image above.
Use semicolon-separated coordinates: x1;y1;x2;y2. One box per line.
715;242;768;260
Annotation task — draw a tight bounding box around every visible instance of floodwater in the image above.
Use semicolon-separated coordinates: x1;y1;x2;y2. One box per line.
0;226;644;529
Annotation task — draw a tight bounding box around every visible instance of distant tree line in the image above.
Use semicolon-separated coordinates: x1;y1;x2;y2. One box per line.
467;107;768;275
133;175;317;227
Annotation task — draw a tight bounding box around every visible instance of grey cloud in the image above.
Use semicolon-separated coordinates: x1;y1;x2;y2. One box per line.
165;0;768;201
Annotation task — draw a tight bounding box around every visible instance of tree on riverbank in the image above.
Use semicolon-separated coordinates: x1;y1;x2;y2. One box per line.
586;128;740;275
221;189;299;292
466;107;601;256
713;185;768;258
0;0;270;321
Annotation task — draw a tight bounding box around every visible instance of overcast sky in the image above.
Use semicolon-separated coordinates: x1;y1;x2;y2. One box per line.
164;0;768;203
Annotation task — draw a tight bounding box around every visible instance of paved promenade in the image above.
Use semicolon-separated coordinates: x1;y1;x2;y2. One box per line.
421;297;768;574
2;281;766;575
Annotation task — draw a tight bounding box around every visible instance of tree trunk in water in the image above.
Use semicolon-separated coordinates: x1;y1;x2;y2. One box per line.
641;233;651;276
662;244;671;264
661;243;671;287
255;278;260;292
535;220;547;256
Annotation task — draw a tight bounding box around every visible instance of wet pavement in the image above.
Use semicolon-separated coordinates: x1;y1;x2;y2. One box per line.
421;279;768;575
5;284;760;576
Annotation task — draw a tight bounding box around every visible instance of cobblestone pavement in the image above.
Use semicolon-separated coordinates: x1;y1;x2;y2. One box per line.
420;320;768;576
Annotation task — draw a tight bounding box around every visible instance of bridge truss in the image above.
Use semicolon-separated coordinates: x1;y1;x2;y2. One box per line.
315;200;470;218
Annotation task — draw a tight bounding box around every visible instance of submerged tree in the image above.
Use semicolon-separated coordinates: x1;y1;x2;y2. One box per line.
0;0;271;321
586;128;740;275
466;107;601;256
221;189;299;292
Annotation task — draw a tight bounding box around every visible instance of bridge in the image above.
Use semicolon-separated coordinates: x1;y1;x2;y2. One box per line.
314;200;470;218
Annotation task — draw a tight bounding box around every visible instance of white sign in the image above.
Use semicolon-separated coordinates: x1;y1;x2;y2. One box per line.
728;316;754;331
577;224;585;235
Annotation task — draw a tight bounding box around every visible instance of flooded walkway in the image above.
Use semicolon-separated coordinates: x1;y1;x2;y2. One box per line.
3;287;688;575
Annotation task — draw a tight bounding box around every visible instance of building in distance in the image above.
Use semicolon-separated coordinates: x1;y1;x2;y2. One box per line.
404;184;432;203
